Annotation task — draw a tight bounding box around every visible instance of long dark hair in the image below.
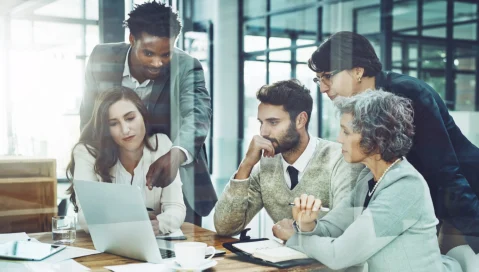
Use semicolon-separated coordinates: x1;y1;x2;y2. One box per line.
66;86;157;212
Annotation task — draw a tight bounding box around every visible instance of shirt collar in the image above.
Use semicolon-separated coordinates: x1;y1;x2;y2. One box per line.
123;46;132;78
374;70;388;90
281;136;317;173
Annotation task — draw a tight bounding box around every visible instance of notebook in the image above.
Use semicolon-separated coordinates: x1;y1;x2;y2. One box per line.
232;239;309;263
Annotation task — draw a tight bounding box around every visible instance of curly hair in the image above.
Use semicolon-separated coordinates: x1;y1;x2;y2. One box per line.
256;79;313;130
334;90;415;163
124;1;182;39
309;31;382;77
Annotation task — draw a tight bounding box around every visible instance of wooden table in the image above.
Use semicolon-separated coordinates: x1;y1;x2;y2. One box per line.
30;223;327;271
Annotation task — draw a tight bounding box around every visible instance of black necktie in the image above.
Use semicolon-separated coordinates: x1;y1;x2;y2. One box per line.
287;166;299;190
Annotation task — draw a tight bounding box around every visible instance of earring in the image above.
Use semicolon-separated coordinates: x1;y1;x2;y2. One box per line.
357;77;362;83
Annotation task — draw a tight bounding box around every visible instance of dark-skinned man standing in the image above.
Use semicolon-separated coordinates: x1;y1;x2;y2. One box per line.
79;1;216;226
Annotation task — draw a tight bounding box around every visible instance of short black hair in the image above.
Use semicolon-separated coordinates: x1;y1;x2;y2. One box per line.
309;31;382;77
256;79;313;130
124;1;182;39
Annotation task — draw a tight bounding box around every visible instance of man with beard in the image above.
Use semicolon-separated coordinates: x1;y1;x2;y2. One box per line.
214;79;363;236
79;1;216;226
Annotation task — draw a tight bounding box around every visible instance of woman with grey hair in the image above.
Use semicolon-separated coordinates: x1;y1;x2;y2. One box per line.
273;90;461;271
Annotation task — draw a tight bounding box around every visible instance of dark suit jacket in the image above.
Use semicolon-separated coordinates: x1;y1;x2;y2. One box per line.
79;43;217;216
376;71;479;239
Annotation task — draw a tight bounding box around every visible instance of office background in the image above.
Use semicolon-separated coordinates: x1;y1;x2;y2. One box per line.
0;0;478;237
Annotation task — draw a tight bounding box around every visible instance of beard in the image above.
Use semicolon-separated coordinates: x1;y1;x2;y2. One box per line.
264;122;300;155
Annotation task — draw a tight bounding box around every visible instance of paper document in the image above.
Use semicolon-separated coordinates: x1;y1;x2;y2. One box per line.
232;239;283;254
253;246;309;263
25;259;90;271
42;246;101;263
0;259;89;272
0;232;30;243
156;229;186;240
0;234;93;271
55;259;90;271
232;239;309;263
25;237;100;263
105;263;169;272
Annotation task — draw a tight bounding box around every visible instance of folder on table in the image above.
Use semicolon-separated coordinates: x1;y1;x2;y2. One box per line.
223;238;317;268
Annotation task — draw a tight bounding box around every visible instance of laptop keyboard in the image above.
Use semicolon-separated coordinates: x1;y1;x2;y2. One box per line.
159;248;176;259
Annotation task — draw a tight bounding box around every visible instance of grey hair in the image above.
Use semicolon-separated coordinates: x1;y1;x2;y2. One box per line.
334;89;415;163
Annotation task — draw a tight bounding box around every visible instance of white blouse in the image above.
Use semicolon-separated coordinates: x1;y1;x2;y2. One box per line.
73;133;186;234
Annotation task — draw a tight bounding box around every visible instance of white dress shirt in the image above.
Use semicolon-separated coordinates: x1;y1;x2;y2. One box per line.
232;136;317;189
121;47;193;165
281;137;317;189
121;48;154;100
73;133;186;234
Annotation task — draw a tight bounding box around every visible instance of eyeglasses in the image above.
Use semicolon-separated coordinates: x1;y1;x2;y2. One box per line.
313;70;340;87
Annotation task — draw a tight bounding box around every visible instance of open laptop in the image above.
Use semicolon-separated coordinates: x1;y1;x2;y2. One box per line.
74;180;177;263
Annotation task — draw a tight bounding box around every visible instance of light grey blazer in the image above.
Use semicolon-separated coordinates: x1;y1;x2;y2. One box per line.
286;159;462;272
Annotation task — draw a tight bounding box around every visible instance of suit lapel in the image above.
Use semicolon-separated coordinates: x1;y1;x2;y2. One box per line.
147;47;182;111
111;44;129;86
148;68;170;111
95;43;129;88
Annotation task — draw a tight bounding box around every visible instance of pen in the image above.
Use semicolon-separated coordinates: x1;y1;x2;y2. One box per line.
288;203;330;212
